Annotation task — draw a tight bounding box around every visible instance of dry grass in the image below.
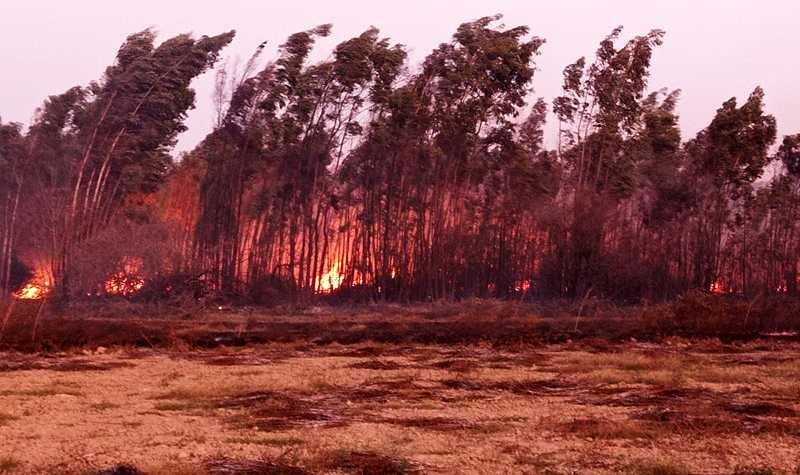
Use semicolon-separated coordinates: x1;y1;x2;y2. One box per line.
223;435;303;447
550;350;800;400
0;382;83;398
764;360;800;379
0;457;19;474
558;417;656;440
310;449;421;474
554;352;686;373
1;340;799;473
626;459;691;475
732;466;777;475
89;401;120;411
3;296;800;354
0;413;17;427
511;452;559;473
139;463;207;475
148;382;264;412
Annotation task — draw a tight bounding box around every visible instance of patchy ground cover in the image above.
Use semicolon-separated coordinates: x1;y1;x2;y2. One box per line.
1;337;799;474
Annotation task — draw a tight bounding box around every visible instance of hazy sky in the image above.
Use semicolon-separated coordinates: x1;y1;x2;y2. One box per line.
1;0;798;154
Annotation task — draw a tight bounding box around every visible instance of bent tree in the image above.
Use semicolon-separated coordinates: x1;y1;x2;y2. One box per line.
25;30;235;300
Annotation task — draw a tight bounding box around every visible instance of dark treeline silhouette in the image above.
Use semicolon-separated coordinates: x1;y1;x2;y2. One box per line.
2;16;799;305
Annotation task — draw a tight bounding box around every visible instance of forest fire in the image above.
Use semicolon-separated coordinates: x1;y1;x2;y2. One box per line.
14;282;48;300
104;258;145;296
104;276;145;296
0;17;795;307
2;10;800;475
317;262;344;293
710;280;733;294
13;266;51;300
515;279;532;293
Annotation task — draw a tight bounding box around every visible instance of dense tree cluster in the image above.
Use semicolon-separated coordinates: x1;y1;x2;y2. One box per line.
1;17;798;304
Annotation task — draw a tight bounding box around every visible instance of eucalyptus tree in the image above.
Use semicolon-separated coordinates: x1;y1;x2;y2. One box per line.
415;15;543;298
684;87;776;292
630;90;693;298
739;134;800;295
339;15;544;299
22;29;234;299
0;121;27;295
548;27;665;298
194;25;407;298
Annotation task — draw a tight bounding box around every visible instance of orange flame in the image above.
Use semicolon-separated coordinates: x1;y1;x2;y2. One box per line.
710;280;729;294
14;267;50;300
317;262;344;293
515;279;531;292
15;282;48;300
105;257;145;296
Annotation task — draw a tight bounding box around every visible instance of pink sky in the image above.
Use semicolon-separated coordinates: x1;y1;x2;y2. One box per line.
1;0;798;154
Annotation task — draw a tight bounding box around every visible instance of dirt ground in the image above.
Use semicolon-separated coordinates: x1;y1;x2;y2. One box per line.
1;339;799;474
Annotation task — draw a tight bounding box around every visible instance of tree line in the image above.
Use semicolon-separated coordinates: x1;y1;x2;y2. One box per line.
1;16;799;305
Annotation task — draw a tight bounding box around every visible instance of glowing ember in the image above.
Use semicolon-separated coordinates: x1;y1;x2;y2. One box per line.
104;276;144;296
105;257;145;296
515;279;532;292
317;262;344;293
710;280;729;294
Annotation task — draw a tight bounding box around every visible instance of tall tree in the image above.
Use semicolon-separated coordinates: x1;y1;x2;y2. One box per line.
23;29;234;299
684;87;776;292
547;27;665;298
0;121;27;295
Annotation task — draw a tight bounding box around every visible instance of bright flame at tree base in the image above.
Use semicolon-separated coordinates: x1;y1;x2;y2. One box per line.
317;262;344;293
104;257;145;296
15;282;48;300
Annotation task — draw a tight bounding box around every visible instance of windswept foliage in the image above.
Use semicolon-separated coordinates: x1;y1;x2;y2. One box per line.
2;17;798;306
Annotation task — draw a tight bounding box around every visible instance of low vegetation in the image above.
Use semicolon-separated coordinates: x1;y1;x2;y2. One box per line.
0;457;20;474
0;333;798;473
626;459;691;475
0;296;798;354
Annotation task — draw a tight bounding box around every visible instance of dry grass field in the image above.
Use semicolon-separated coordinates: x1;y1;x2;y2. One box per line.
1;330;799;474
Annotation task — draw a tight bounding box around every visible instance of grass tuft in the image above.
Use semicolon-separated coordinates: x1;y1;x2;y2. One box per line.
223;435;302;447
626;459;690;475
0;457;20;473
0;413;18;427
733;466;775;475
90;401;120;411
